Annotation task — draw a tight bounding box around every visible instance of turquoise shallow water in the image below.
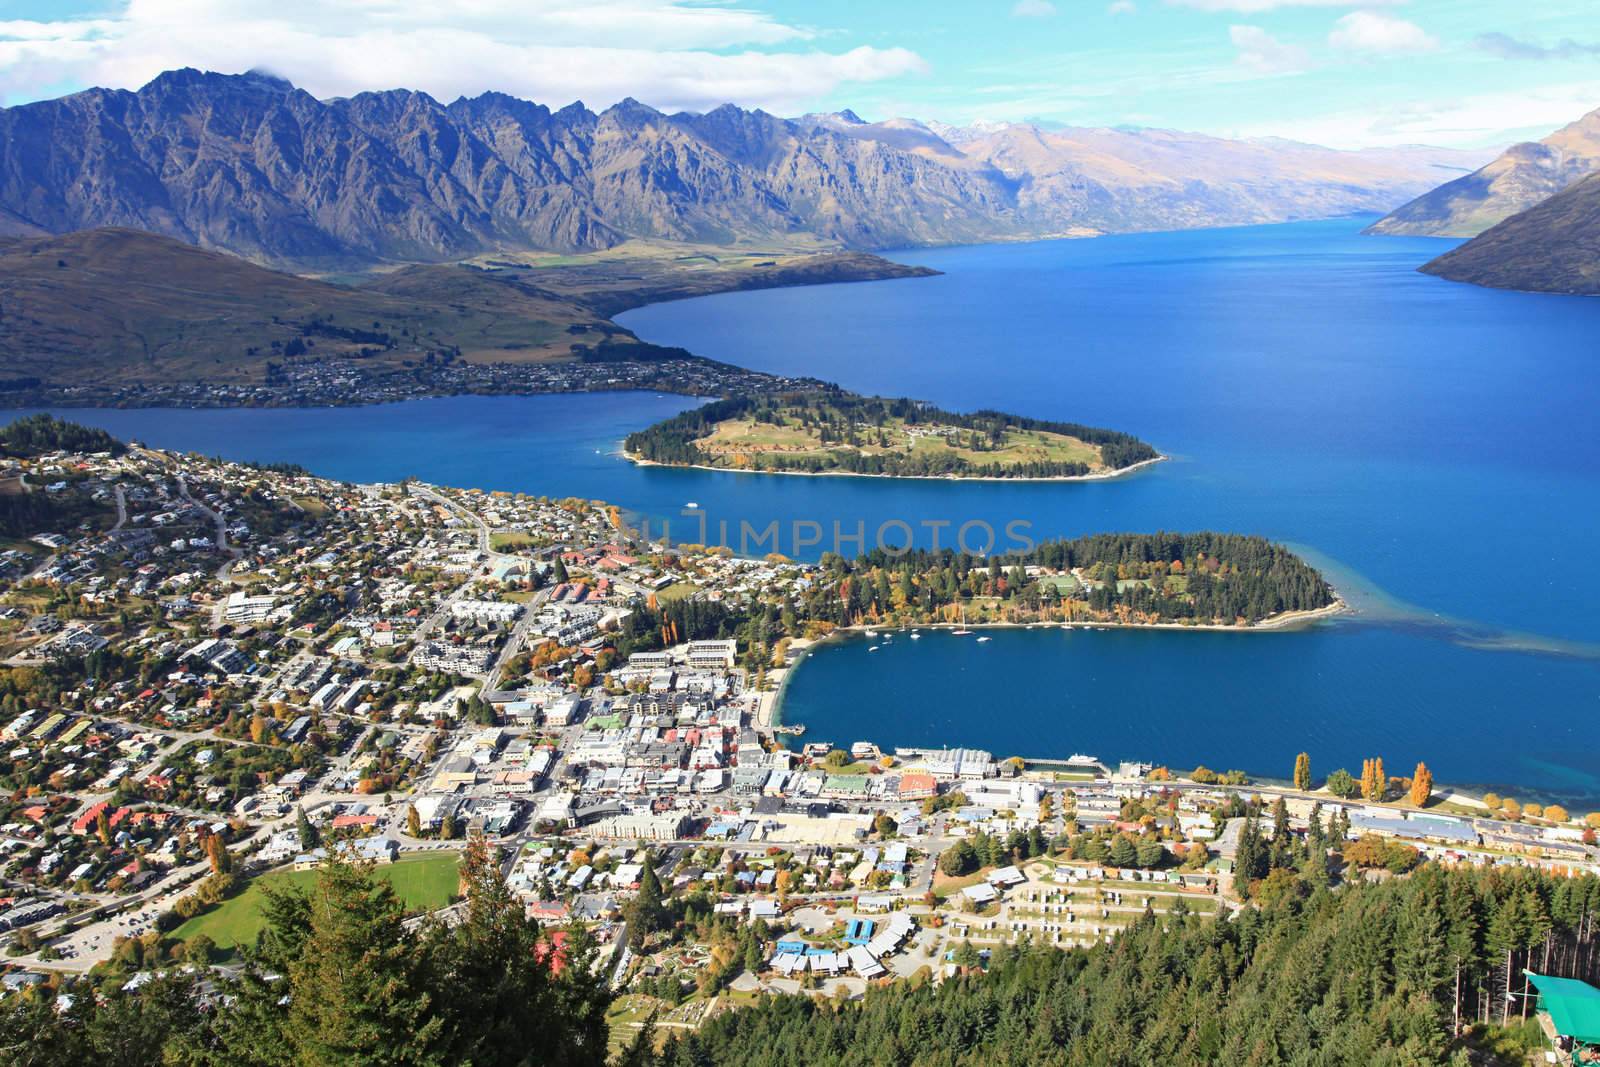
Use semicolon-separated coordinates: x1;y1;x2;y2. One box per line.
14;217;1600;799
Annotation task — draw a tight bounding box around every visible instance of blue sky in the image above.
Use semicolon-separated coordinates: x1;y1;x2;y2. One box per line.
0;1;1596;147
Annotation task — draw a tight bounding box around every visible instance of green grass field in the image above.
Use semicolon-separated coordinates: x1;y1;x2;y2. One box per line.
654;581;700;603
490;530;536;551
174;852;460;951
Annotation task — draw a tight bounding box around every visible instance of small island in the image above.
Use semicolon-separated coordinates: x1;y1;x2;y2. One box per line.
624;391;1161;480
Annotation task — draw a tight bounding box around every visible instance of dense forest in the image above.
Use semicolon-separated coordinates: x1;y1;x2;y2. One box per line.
623;392;1159;478
7;852;1598;1065
655;862;1600;1067
0;488;109;540
809;534;1333;626
0;414;125;458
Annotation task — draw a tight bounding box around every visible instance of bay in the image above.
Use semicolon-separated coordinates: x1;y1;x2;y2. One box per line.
13;217;1600;798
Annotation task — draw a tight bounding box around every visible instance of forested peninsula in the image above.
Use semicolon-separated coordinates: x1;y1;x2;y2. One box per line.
600;534;1338;659
623;392;1161;480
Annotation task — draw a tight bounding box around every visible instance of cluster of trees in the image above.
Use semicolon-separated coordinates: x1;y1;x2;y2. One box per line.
611;597;739;661
648;865;1600;1066
0;414;124;458
0;487;106;539
623;391;1159;478
1057;828;1173;870
0;839;612;1066
1231;797;1346;895
939;826;1051;876
1363;757;1389;802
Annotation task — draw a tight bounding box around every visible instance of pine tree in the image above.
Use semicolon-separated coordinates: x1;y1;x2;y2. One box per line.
431;835;612;1067
627;852;667;947
287;856;448;1065
1268;798;1292;871
296;806;320;851
1109;834;1137;868
1293;751;1312;792
1234;818;1266;887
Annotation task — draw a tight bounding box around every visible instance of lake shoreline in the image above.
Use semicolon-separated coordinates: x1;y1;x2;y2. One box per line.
807;594;1349;644
622;450;1169;483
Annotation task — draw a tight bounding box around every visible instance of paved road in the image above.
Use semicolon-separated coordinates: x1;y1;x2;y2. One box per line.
175;472;241;581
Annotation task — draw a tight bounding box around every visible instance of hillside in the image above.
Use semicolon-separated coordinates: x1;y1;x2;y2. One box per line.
0;228;930;402
1367;105;1600;237
1420;172;1600;294
0;68;1487;268
0;229;578;388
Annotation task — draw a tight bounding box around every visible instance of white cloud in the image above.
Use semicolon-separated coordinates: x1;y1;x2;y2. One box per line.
0;0;927;113
1229;25;1311;74
1230;81;1600;148
1108;1;1137;14
1170;0;1400;11
1328;12;1437;55
1473;32;1600;61
1011;0;1058;16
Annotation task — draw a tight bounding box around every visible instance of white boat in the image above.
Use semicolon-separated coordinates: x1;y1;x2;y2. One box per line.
868;645;880;652
976;635;991;643
864;629;878;637
684;502;700;509
952;629;972;636
909;633;921;640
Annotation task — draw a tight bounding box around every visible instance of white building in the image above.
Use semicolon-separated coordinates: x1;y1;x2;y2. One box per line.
685;640;738;670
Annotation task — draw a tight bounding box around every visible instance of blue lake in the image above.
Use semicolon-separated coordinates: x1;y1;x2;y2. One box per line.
15;217;1600;800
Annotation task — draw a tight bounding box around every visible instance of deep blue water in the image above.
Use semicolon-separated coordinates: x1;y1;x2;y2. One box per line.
775;628;1600;805
14;217;1600;798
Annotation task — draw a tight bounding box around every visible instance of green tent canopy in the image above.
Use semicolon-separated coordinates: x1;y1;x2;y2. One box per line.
1528;972;1600;1046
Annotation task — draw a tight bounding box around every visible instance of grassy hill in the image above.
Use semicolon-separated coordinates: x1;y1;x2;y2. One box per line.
0;229;586;387
0;229;931;399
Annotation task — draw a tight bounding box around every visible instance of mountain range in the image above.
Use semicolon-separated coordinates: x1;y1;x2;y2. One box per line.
1367;106;1600;238
0;68;1491;269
